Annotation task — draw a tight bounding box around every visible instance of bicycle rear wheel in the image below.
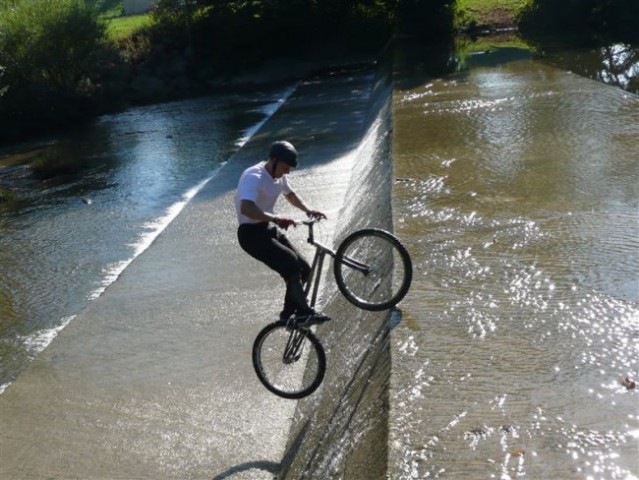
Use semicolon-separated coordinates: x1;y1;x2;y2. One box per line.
252;320;326;399
334;228;412;311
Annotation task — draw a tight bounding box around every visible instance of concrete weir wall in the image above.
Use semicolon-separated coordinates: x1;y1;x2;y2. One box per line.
279;59;395;480
0;52;395;480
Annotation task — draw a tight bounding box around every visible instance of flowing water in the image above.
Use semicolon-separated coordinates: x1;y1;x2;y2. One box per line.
0;85;296;393
391;45;638;479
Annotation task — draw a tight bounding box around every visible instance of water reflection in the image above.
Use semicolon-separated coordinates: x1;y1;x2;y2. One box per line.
541;42;639;94
599;44;639;91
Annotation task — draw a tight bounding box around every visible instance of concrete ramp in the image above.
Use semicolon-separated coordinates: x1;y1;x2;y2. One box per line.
278;58;395;480
0;62;381;479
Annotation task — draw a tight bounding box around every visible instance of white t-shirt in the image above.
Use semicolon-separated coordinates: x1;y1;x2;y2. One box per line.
235;162;293;225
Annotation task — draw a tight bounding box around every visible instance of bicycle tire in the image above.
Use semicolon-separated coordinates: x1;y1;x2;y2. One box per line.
252;320;326;399
334;228;412;311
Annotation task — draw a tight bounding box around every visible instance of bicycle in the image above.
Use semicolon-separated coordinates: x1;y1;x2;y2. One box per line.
252;218;412;399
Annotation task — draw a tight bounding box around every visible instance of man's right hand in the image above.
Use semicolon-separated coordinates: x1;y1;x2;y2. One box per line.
273;217;296;230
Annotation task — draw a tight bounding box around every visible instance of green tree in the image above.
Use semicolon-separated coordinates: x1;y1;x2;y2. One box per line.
150;0;452;69
0;0;106;91
0;0;108;139
396;0;455;40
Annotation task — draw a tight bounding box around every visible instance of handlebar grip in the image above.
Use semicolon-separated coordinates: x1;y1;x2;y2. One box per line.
297;217;323;226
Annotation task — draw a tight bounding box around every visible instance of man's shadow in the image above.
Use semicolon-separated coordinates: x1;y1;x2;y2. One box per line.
212;460;279;479
212;420;310;479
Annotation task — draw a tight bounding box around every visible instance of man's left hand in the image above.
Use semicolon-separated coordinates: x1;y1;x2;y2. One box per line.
307;210;327;220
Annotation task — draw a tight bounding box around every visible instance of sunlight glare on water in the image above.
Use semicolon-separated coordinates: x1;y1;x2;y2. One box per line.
390;52;639;480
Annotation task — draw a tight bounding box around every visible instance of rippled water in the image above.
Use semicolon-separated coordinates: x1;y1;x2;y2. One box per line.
391;48;638;479
0;86;295;392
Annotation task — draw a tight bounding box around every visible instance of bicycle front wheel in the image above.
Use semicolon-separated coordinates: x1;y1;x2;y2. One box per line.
334;228;412;311
252;321;326;399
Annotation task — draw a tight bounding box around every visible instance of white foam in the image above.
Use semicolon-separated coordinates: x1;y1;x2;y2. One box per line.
90;85;298;301
22;316;75;355
235;84;298;147
89;171;219;300
0;315;76;395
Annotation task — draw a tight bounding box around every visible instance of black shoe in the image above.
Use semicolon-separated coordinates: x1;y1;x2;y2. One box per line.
280;312;294;321
279;307;297;321
293;311;331;328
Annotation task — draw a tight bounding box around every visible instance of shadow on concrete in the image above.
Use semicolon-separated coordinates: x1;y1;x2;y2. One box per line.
213;421;311;479
188;62;379;209
211;460;280;479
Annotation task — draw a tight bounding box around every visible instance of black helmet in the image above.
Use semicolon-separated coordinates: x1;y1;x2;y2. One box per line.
269;141;298;167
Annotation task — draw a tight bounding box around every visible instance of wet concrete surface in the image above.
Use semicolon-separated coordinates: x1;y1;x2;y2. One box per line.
277;67;394;480
0;61;384;479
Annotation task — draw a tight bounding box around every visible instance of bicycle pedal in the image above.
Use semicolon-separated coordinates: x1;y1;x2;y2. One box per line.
293;314;330;328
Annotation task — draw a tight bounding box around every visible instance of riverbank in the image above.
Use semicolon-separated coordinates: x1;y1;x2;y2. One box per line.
0;43;380;146
0;0;505;147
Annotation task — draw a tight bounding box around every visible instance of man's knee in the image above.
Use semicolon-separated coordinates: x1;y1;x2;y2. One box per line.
299;262;311;284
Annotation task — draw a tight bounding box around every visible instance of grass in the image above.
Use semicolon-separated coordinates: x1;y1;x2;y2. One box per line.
98;0;527;44
457;34;532;53
105;14;153;41
87;0;152;41
454;0;531;31
0;187;16;205
452;0;538;56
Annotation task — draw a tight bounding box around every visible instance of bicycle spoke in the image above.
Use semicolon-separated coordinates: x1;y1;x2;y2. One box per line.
334;229;412;311
283;329;305;363
343;236;393;297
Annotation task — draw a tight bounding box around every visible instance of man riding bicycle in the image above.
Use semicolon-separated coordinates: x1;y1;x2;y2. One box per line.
234;140;331;326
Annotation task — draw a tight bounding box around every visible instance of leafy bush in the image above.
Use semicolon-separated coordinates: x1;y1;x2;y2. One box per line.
396;0;455;40
0;187;16;204
0;0;109;139
148;0;431;72
0;0;107;90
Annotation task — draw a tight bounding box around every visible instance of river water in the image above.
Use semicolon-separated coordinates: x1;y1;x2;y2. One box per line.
0;85;295;393
391;45;638;479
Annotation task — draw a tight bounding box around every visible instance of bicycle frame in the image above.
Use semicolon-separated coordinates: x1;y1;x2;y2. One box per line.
253;220;411;398
301;220;370;308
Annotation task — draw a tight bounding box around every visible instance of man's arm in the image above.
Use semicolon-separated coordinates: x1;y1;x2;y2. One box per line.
284;192;326;219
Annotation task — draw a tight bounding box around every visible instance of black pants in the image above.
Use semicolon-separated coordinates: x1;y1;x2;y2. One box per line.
237;222;311;316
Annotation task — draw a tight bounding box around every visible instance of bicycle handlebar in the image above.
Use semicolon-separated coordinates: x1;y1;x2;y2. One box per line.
295;217;323;227
288;217;325;246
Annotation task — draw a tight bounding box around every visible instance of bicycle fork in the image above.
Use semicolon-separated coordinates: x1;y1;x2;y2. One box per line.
283;328;306;364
